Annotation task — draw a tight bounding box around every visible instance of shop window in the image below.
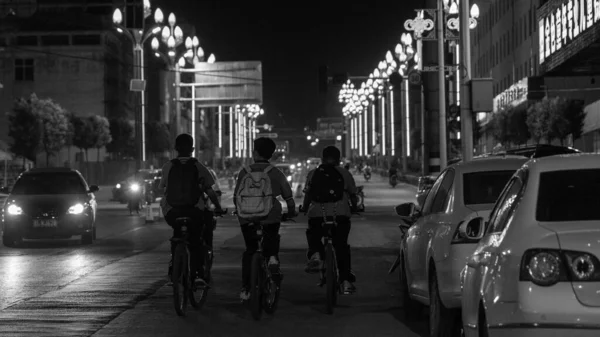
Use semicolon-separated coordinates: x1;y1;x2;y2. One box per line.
15;58;34;81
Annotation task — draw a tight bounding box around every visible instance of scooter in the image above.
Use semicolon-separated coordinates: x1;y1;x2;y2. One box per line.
389;174;398;188
363;171;371;182
355;186;365;212
127;182;144;215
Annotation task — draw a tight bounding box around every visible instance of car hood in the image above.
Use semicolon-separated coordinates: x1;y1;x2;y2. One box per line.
7;194;88;215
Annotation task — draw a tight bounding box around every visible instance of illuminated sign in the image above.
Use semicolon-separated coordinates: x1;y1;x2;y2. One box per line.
493;78;528;112
539;0;600;65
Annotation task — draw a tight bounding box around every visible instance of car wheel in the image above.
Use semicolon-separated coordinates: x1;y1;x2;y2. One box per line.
429;268;460;337
81;229;94;245
400;257;422;321
92;226;97;240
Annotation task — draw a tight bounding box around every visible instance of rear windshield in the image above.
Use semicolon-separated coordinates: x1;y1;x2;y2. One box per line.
537;169;600;221
11;173;86;195
463;170;516;205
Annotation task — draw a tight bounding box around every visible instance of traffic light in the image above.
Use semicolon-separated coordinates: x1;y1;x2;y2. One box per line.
318;65;329;93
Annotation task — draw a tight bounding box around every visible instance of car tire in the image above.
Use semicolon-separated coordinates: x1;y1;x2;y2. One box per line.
429;269;461;337
92;226;97;240
81;228;94;245
400;256;423;321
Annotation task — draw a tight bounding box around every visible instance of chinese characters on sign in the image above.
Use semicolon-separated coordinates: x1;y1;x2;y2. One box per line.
493;78;528;112
539;0;600;64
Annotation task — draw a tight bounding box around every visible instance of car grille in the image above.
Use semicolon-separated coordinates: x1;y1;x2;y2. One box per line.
33;208;59;218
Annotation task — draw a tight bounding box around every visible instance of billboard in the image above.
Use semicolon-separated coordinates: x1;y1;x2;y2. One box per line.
538;0;600;74
315;117;344;140
192;61;263;107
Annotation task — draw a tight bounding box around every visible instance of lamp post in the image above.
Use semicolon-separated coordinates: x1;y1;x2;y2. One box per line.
112;2;164;170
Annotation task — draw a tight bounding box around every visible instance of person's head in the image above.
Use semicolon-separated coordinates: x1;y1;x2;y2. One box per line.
322;146;341;165
253;137;277;161
175;133;194;156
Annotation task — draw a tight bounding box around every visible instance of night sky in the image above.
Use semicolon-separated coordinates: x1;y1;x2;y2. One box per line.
158;0;420;130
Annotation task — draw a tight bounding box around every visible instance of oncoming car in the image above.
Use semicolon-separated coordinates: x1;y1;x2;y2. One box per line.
1;168;99;247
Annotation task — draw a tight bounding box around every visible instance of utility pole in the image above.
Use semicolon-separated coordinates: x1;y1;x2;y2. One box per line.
459;0;474;162
437;0;448;171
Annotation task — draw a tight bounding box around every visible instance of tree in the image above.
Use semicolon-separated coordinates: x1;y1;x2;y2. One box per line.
554;98;585;145
106;118;135;159
88;115;112;162
72;116;96;162
7;96;42;167
146;121;171;158
30;94;69;166
64;111;76;165
489;107;511;146
526;97;556;144
507;105;530;146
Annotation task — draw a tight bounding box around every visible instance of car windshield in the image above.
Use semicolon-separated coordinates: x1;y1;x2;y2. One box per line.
11;173;86;195
463;170;516;205
536;169;600;221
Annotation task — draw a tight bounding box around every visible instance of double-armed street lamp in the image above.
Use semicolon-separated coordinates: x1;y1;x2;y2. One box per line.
112;0;165;169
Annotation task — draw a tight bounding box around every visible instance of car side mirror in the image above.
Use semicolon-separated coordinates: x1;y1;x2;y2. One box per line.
458;216;486;240
395;202;420;221
88;185;100;193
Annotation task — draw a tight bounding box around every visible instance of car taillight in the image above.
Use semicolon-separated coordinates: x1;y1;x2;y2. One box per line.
519;249;600;286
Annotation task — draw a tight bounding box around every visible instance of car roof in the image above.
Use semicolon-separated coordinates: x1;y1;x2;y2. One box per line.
25;168;80;174
525;153;600;173
450;156;528;173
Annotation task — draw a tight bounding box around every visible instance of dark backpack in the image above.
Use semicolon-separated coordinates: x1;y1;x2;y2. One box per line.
166;158;202;207
309;164;345;203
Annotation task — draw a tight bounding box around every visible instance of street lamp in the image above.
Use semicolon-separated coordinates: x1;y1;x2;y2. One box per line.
112;2;164;169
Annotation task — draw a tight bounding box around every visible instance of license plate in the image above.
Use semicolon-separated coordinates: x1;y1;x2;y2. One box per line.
33;219;57;228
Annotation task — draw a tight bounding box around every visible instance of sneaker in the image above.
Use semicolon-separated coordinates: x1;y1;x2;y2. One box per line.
342;280;356;294
268;256;280;274
240;287;250;301
304;253;323;274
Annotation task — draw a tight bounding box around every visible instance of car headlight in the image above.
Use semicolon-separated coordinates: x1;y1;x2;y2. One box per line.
287;175;292;182
130;183;140;191
290;164;296;170
116;183;121;189
68;203;85;214
7;204;23;215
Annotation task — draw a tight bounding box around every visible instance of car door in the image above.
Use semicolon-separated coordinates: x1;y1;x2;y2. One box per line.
463;170;527;323
415;169;455;295
406;170;447;297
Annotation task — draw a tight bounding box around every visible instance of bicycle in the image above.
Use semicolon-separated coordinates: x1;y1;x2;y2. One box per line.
300;205;360;315
236;211;296;320
171;208;227;317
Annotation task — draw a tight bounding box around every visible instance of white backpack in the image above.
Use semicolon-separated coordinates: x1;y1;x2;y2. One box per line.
235;165;274;219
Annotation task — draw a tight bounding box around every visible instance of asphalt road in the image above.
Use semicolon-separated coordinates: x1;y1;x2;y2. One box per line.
0;174;428;337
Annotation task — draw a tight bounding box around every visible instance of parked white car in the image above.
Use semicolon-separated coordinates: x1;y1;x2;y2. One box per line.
461;153;600;337
393;156;527;337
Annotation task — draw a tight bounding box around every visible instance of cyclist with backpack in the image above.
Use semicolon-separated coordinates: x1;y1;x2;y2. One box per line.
234;137;297;301
159;134;224;286
302;146;358;294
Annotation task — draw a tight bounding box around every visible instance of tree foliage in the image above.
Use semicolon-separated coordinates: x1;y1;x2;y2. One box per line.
29;94;70;166
146;121;171;155
7;96;42;164
72;116;96;161
489;107;511;146
106;118;135;159
88;115;112;162
507;105;530;145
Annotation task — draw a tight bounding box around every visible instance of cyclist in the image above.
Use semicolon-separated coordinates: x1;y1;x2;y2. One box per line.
159;133;223;286
234;137;297;301
302;146;358;294
201;165;223;248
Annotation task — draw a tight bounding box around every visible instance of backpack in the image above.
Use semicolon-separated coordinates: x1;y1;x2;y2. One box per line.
166;158;202;208
309;164;345;203
235;165;274;219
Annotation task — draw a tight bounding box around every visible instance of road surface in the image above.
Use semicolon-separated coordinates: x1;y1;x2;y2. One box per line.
0;174;428;337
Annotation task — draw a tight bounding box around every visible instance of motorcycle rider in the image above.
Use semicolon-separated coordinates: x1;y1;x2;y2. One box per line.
159;133;224;286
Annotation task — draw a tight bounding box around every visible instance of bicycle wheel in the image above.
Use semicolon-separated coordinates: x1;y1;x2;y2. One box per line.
325;243;336;314
249;253;263;320
263;270;281;314
172;244;189;316
190;246;211;309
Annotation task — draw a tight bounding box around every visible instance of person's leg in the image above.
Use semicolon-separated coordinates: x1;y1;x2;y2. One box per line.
263;223;281;274
165;209;180;279
305;217;325;273
332;216;354;293
188;208;206;283
240;224;258;299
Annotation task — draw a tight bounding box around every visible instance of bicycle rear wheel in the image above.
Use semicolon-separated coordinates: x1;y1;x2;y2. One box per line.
325;243;337;314
249;253;263;320
190;246;211;309
172;244;189;316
